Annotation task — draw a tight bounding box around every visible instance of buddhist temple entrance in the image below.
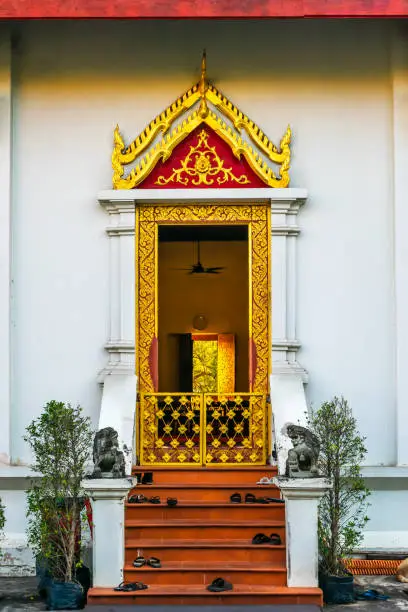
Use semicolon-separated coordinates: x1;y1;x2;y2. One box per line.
135;204;271;466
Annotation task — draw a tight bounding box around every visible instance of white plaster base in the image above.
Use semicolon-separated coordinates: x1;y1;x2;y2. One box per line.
276;477;331;588
83;479;133;588
270;374;308;475
97;374;137;475
0;533;35;576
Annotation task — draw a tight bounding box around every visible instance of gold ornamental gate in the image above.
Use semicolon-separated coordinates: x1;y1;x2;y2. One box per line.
139;393;270;466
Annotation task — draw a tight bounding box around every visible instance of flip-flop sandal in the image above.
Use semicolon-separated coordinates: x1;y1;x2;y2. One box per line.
114;581;148;591
128;494;146;504
147;557;161;568
252;533;271;544
245;493;256;504
132;557;147;568
355;590;390;601
148;496;161;504
230;493;242;503
167;498;178;507
207;577;233;592
270;533;282;545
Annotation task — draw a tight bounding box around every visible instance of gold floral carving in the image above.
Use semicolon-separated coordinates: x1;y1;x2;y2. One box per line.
112;53;291;189
155;129;250;187
136;204;270;394
192;339;218;393
217;334;235;394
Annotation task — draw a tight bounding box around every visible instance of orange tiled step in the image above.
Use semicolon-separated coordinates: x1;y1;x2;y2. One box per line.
125;501;285;521
133;466;277;485
125;518;286;541
124;538;286;564
123;562;286;585
87;584;323;606
129;484;280;501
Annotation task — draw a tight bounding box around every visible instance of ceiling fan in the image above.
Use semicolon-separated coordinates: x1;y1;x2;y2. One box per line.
173;241;226;275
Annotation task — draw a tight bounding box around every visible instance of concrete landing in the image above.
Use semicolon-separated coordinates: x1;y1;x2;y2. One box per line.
1;575;407;612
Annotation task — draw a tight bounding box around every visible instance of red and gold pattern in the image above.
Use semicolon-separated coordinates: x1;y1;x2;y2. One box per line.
140;128;265;189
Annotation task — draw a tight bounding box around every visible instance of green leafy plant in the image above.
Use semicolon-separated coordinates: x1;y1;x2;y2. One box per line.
24;401;93;583
308;396;370;577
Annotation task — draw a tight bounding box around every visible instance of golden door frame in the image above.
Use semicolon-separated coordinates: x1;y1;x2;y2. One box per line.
135;202;271;464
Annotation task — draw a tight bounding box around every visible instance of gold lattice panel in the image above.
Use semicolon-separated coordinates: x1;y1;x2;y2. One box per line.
140;393;203;466
204;394;267;465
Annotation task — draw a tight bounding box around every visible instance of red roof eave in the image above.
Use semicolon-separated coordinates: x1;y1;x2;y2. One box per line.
0;0;408;19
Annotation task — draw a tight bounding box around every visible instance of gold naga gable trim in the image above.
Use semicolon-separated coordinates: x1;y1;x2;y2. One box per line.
112;52;291;189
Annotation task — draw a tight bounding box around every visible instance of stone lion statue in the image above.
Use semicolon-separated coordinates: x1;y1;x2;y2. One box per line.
284;424;320;478
91;427;126;479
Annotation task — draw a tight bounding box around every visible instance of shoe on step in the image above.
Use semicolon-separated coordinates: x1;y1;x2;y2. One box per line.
207;577;233;592
252;533;271;545
141;472;153;485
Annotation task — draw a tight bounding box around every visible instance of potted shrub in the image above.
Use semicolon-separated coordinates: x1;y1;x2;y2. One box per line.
25;401;93;611
308;396;370;604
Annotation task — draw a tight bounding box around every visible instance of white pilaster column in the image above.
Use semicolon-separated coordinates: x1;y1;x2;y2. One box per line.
83;479;133;588
0;29;12;464
392;26;408;466
276;477;332;587
98;199;137;473
271;198;307;380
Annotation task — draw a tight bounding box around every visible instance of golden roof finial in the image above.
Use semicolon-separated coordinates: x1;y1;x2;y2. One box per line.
198;49;209;118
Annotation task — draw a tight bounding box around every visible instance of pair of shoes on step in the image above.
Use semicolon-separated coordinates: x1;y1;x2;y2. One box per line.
230;492;284;504
133;556;161;568
128;494;178;506
257;476;275;485
252;532;282;545
114;581;148;591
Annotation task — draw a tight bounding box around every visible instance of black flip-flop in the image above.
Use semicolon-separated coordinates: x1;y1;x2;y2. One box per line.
270;533;282;545
252;533;271;544
167;498;178;507
132;557;146;568
113;581;148;591
245;493;256;504
147;557;161;568
149;496;161;504
128;494;146;504
207;577;233;592
230;493;241;503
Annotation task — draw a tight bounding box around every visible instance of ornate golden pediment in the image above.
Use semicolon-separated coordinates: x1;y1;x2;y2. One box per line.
112;53;291;189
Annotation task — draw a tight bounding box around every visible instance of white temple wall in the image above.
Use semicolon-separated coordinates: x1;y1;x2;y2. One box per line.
0;18;404;559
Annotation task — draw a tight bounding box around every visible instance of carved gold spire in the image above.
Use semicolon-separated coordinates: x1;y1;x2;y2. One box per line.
112;52;292;189
198;49;209;119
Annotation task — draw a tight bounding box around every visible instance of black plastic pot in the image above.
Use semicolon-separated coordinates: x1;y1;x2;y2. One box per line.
46;580;84;610
319;571;354;604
